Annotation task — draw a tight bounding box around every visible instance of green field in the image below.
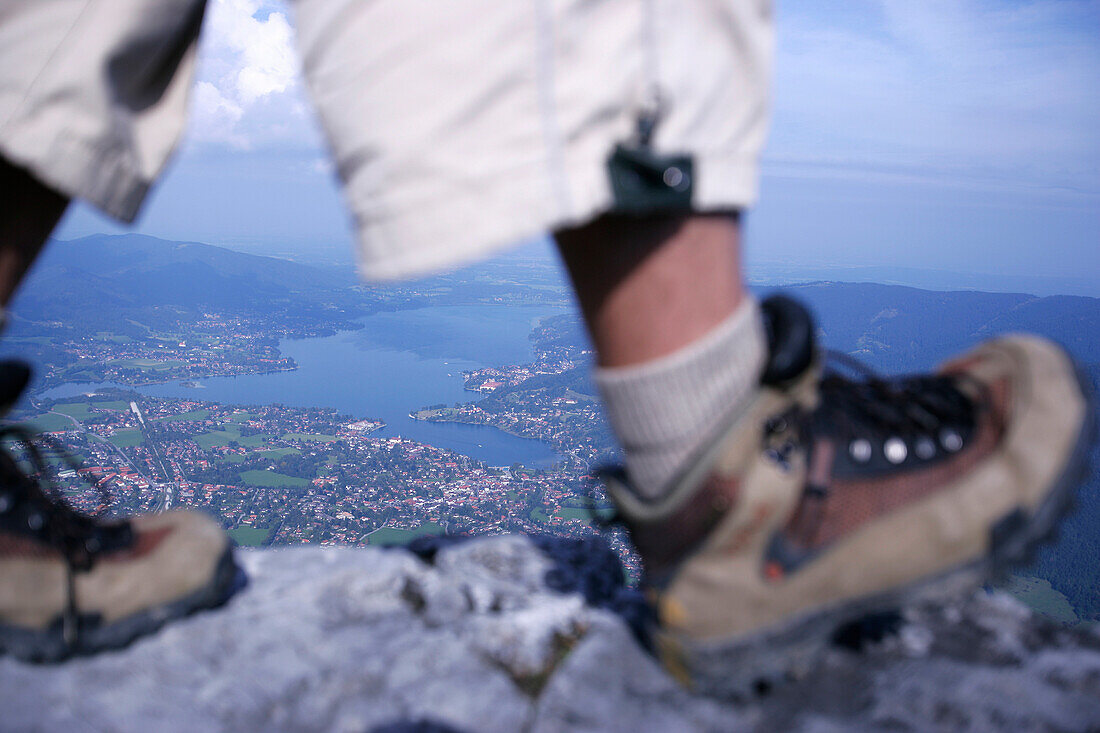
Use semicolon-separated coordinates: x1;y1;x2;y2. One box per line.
228;526;271;547
552;506;615;523
365;522;446;546
51;403;96;421
157;408;210;422
529;508;552;524
93;400;131;411
49;401;131;422
193;424;272;449
105;358;187;372
999;575;1079;625
26;412;76;433
258;447;301;459
108;428;144;448
281;432;336;443
223;447;302;464
239;469;310;488
229;412;260;423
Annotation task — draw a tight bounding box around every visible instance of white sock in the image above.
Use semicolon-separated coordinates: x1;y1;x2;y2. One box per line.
595;297;766;500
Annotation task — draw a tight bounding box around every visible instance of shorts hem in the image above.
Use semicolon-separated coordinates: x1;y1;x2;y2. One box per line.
0;130;148;222
353;149;759;281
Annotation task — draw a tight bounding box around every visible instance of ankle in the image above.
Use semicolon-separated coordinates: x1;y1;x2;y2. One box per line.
597;298;766;500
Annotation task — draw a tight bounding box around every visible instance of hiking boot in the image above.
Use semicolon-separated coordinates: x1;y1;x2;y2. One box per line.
0;378;240;662
602;295;1096;698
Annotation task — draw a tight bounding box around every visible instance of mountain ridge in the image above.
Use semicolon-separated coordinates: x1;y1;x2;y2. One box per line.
10;234;374;337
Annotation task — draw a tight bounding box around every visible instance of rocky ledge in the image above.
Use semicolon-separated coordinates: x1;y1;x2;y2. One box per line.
3;534;1099;732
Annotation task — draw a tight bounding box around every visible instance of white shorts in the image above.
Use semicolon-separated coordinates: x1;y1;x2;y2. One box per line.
0;0;773;280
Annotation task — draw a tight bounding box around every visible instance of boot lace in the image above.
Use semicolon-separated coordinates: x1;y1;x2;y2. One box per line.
809;351;986;469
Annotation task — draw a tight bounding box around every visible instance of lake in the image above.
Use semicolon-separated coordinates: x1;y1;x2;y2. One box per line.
35;304;570;468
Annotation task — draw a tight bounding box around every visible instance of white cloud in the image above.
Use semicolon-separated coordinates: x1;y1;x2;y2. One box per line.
189;80;247;148
214;0;296;103
767;0;1100;197
187;0;321;152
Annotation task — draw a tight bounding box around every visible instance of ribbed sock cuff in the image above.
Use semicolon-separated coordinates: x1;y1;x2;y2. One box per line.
595;297;766;500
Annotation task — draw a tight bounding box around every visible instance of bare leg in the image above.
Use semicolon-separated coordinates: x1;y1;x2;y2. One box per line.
0;159;69;308
555;212;763;498
555;213;746;368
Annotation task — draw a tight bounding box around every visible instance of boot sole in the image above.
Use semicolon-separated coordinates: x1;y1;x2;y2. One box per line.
0;546;243;664
662;354;1098;701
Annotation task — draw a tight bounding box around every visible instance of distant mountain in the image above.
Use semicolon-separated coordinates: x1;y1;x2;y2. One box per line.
8;234;572;337
528;282;1100;375
748;262;1100;298
38;234;355;289
767;282;1100;371
10;234;373;336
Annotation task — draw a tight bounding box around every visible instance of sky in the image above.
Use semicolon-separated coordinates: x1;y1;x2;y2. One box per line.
54;0;1100;294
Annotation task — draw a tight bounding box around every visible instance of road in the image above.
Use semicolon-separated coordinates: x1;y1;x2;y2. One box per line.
31;399;173;513
131;401;176;512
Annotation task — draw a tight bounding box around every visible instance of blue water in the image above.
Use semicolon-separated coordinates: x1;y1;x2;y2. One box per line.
35;304;569;468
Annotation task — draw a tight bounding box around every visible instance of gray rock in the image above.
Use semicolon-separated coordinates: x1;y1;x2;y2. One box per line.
531;616;745;733
1;535;1098;732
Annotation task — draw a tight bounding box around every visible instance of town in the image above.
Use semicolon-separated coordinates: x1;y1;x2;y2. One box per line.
412;312;616;474
19;311;337;389
19;382;639;581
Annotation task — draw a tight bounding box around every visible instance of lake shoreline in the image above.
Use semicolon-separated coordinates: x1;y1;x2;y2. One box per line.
32;304;569;469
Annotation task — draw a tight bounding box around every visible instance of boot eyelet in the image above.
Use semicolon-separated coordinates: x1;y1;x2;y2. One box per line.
915;437;936;460
940;429;964;452
849;439;873;463
884;437;908;464
26;512;44;531
0;492;12;513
